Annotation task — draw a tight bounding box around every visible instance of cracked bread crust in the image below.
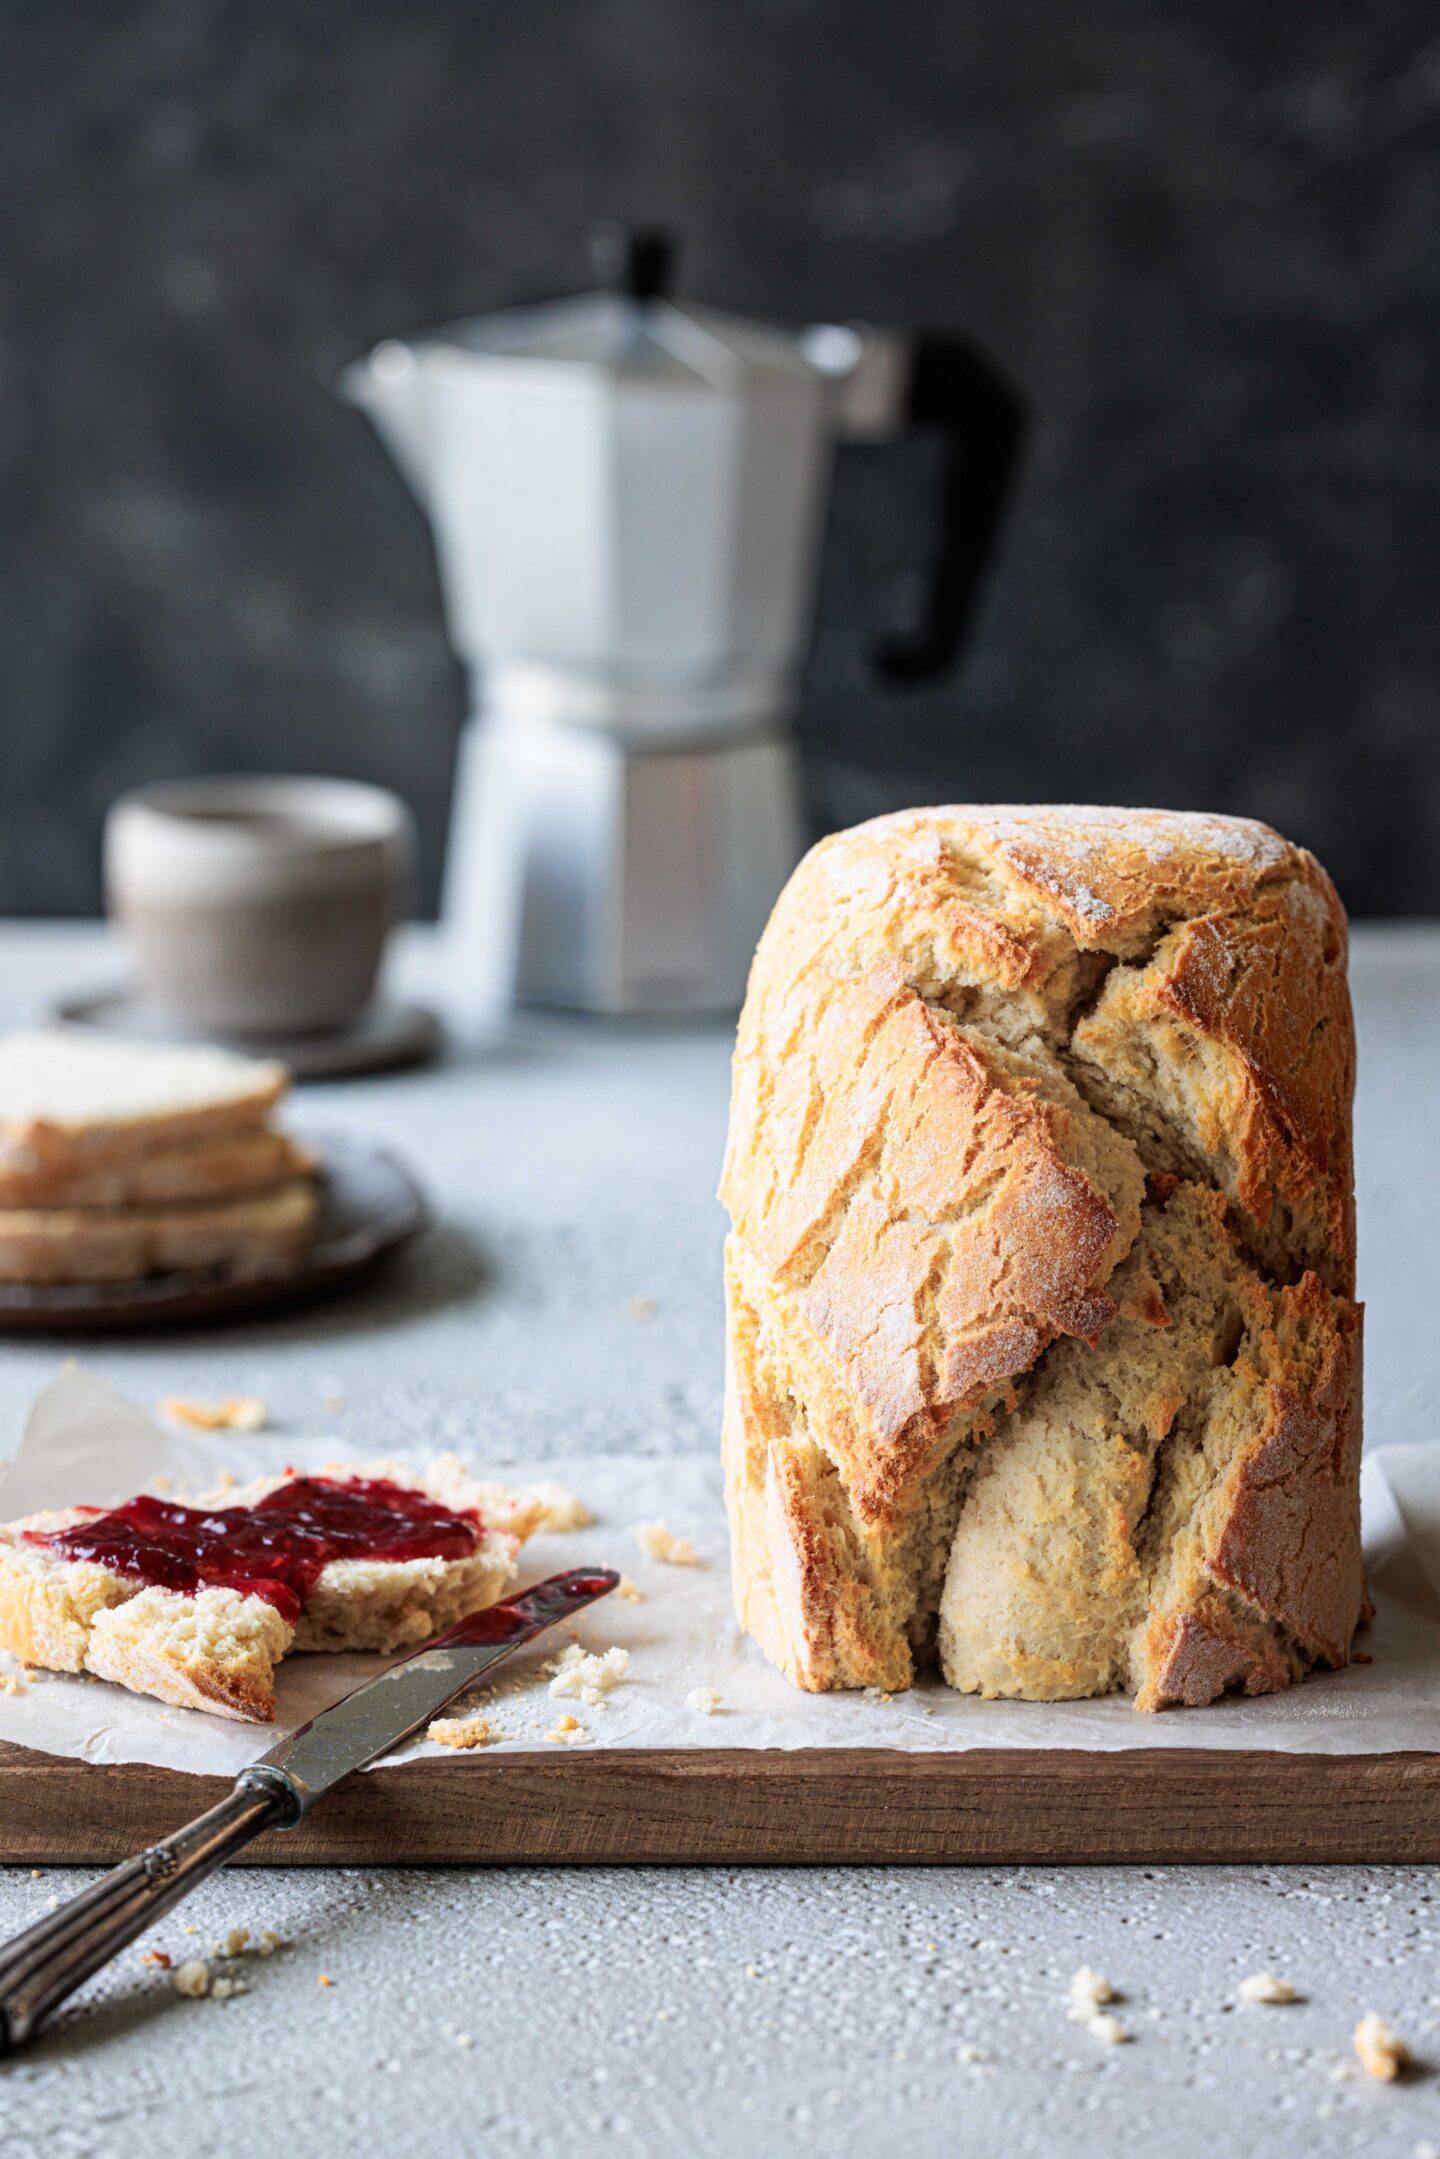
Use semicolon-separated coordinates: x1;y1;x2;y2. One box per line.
721;805;1362;1709
0;1460;545;1723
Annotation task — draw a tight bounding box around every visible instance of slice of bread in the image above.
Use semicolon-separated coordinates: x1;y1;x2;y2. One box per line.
0;1461;547;1722
0;1129;316;1211
0;1031;288;1174
0;1178;319;1284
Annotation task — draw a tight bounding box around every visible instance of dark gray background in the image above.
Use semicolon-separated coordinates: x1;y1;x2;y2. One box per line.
2;1;1437;916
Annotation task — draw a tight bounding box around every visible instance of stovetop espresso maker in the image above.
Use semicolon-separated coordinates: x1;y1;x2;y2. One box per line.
344;232;1023;1013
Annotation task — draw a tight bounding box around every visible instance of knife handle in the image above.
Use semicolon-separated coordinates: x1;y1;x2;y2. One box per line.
0;1780;282;2053
0;1566;621;2050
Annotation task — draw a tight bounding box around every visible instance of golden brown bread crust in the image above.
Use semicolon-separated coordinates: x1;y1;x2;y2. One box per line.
724;961;1142;1531
1203;1277;1364;1666
721;805;1362;1710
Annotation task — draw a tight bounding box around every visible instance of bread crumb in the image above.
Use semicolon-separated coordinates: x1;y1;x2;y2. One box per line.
1067;1967;1117;2020
862;1686;893;1704
525;1481;596;1533
546;1713;588;1745
0;1674;25;1696
224;1927;250;1956
162;1394;268;1432
29;1868;43;1880
1239;1972;1298;2005
1085;2012;1131;2046
548;1643;629;1704
256;1929;283;1956
1354;2012;1409;2081
624;1295;656;1323
686;1687;722;1715
173;1959;210;1998
317;1973;335;1988
634;1520;696;1566
616;1576;642;1602
210;1976;240;2002
958;2043;988;2066
429;1710;498;1750
142;1948;171;1967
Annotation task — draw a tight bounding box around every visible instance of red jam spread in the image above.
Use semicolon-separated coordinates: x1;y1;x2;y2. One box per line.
28;1476;484;1625
432;1573;619;1649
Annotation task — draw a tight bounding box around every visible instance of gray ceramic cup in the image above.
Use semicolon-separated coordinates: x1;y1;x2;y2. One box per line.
105;777;414;1036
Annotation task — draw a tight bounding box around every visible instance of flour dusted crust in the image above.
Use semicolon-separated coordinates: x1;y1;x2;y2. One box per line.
0;1461;546;1723
720;805;1362;1708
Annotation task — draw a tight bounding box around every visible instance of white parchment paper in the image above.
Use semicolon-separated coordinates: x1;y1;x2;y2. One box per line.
0;1366;1437;1779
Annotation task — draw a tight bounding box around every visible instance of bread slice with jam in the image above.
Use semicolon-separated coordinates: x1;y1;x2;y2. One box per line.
0;1460;546;1722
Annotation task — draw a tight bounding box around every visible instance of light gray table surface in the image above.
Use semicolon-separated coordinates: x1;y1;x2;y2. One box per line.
0;921;1437;2159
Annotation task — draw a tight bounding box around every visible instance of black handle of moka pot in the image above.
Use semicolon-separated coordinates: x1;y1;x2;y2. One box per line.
870;334;1027;686
593;225;676;305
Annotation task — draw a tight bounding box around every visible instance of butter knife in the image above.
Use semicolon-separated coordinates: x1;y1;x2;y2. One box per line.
0;1565;618;2052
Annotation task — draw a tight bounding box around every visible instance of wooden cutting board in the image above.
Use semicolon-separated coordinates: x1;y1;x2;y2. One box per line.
3;1741;1437;1866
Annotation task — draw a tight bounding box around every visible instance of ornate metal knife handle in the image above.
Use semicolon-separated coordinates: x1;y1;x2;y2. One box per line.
0;1781;282;2051
0;1566;617;2052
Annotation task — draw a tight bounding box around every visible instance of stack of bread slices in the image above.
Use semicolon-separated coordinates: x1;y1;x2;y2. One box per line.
0;1031;318;1284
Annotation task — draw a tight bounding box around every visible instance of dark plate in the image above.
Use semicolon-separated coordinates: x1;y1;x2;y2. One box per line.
54;992;441;1082
0;1133;428;1333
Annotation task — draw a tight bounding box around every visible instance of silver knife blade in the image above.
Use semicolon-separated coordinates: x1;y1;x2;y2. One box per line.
239;1567;619;1821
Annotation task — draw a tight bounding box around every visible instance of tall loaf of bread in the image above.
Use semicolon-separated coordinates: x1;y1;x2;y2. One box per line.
719;806;1362;1710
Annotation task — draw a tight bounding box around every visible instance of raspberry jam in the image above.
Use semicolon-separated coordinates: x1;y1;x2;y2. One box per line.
28;1477;484;1625
432;1571;621;1648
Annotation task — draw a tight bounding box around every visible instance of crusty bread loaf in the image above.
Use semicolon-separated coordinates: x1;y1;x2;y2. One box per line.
720;805;1361;1710
0;1461;546;1722
0;1128;315;1210
0;1177;319;1284
0;1031;288;1174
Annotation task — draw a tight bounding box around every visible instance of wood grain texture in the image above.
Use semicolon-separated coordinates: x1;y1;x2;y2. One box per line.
3;1742;1438;1866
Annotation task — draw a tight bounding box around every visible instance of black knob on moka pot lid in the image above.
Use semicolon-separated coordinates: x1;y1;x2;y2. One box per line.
591;224;677;304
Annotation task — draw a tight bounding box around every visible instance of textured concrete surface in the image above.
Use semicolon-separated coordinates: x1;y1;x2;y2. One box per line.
0;921;1437;2156
3;1864;1440;2159
2;4;1439;915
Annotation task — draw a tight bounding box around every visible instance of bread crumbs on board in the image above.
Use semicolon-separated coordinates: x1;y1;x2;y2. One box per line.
1354;2013;1409;2081
633;1520;697;1565
547;1643;629;1705
161;1395;268;1432
429;1710;498;1750
524;1481;595;1533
